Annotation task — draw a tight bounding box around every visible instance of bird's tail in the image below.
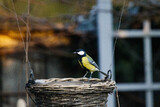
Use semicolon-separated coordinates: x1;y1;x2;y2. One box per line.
99;70;112;80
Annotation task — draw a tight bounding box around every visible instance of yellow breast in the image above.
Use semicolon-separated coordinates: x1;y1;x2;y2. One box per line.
81;57;96;72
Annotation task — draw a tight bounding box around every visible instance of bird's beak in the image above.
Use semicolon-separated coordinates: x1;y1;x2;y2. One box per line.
73;52;77;54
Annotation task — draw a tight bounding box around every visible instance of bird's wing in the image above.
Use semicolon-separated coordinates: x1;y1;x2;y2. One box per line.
86;54;99;69
78;60;84;69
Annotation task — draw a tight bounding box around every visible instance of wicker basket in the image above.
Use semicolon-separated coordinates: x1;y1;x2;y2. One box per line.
28;78;116;107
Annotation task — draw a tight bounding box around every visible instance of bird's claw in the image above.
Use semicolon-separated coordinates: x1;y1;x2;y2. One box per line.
82;76;87;78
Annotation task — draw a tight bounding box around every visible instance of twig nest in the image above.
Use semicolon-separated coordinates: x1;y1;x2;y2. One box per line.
28;78;116;107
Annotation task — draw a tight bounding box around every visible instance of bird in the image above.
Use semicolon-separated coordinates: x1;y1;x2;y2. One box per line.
74;49;110;79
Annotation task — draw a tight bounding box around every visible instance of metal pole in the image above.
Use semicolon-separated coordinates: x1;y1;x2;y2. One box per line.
144;36;153;107
97;0;114;107
143;20;153;107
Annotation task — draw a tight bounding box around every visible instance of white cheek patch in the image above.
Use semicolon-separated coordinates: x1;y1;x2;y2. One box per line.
77;51;85;55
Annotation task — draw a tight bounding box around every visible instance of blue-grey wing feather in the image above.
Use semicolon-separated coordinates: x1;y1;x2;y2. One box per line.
86;54;100;70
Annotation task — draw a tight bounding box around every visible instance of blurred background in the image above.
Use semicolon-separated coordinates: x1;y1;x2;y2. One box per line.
0;0;160;107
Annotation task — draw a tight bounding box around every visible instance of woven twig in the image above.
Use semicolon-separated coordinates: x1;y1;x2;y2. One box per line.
28;78;116;107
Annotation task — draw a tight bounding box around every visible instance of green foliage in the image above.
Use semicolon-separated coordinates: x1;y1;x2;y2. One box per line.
0;0;96;17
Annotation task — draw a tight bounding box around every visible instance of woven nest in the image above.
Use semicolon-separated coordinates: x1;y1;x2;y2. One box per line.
28;78;116;107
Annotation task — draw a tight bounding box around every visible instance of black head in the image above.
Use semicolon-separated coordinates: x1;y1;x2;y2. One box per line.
74;49;86;56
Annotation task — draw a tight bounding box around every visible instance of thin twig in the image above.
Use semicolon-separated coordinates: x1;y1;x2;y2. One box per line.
10;0;26;52
109;0;126;69
0;2;30;26
10;0;30;106
25;0;31;106
0;2;14;13
116;86;120;107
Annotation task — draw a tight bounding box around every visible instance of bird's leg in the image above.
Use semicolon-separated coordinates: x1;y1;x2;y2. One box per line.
89;72;93;79
83;71;88;78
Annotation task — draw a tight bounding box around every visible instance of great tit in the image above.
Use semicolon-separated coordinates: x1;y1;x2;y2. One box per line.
74;49;110;79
